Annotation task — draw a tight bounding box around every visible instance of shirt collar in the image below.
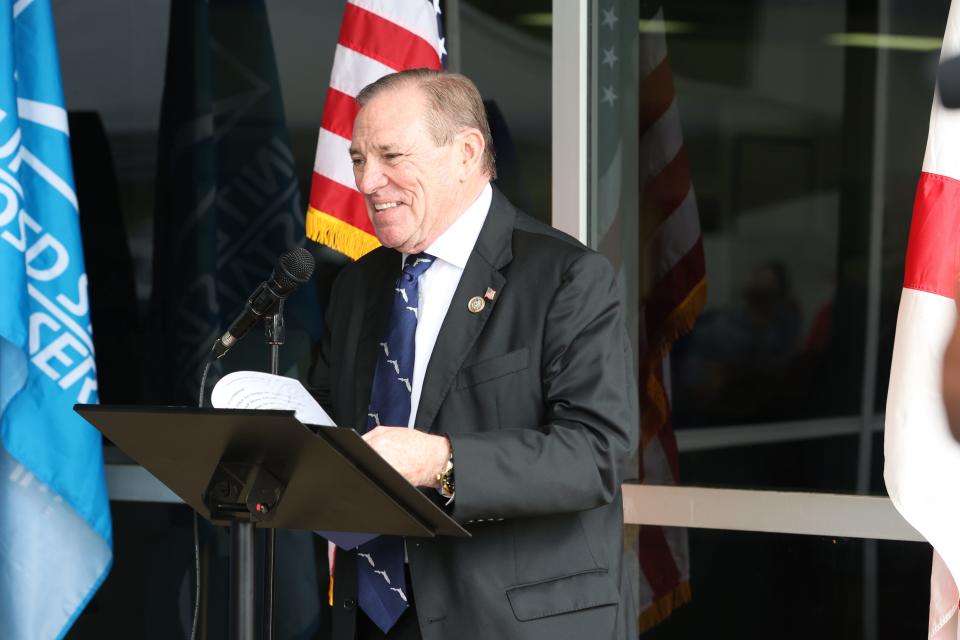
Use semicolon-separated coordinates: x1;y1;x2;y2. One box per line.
404;183;492;270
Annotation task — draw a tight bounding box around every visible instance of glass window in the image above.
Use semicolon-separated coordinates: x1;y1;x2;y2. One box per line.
639;530;928;639
589;0;950;491
461;1;553;223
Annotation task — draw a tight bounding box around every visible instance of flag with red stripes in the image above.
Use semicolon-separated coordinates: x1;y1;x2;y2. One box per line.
884;3;960;637
594;0;706;632
306;0;445;259
634;5;703;629
595;3;704;631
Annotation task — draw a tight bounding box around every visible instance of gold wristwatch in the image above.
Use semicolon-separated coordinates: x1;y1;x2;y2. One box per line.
437;454;455;500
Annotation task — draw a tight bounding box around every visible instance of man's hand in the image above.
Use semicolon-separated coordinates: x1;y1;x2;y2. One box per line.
362;427;451;488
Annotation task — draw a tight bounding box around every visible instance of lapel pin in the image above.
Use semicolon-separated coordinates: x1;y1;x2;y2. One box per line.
467;296;485;313
484;287;497;301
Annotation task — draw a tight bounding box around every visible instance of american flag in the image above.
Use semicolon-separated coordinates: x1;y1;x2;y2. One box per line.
306;0;446;260
884;2;960;637
596;2;705;631
635;3;706;630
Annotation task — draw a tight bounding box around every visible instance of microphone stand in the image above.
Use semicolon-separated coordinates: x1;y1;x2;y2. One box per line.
211;246;312;640
262;299;284;640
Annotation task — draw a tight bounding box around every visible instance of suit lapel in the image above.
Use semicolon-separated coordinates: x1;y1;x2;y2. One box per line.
353;249;400;431
414;189;516;432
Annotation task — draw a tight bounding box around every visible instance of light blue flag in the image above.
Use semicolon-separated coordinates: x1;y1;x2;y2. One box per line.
0;1;113;637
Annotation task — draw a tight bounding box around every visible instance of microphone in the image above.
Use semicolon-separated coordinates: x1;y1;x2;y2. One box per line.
209;247;315;360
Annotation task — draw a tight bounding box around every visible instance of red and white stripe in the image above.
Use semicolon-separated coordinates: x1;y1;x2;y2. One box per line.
634;11;705;381
600;6;704;630
307;0;443;258
884;3;960;637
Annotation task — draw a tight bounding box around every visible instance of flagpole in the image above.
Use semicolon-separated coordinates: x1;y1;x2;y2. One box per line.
857;0;893;637
445;0;461;72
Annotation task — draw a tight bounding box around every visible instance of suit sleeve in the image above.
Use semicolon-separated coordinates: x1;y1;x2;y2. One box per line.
448;251;640;522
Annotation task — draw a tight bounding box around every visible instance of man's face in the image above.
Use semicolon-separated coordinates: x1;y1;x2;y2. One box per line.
350;85;461;254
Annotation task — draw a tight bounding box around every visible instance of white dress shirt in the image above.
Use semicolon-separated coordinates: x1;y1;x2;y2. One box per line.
403;183;492;428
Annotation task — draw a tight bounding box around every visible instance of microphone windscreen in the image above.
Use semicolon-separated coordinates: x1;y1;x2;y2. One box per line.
276;247;316;289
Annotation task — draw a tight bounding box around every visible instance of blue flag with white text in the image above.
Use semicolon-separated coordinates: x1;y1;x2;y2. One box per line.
0;1;113;637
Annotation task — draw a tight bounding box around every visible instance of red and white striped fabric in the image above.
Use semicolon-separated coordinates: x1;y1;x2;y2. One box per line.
884;3;960;637
592;3;700;629
634;7;704;632
306;0;443;260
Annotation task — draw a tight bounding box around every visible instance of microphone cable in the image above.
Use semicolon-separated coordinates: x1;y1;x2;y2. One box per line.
190;358;214;640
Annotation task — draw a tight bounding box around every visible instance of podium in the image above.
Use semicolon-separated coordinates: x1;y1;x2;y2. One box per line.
75;405;469;639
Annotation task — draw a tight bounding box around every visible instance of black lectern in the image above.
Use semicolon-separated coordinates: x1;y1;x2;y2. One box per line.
75;405;469;639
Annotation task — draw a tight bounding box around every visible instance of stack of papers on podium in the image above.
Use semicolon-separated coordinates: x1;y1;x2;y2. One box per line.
211;371;336;427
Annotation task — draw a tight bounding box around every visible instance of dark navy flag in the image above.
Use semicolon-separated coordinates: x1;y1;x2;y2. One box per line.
0;0;112;636
149;1;324;635
151;0;321;405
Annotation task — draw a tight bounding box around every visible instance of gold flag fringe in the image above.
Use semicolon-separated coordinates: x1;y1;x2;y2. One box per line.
640;278;707;444
634;277;704;633
306;206;380;261
638;580;692;634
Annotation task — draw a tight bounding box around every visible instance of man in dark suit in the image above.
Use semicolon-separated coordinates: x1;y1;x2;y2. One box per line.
308;69;638;640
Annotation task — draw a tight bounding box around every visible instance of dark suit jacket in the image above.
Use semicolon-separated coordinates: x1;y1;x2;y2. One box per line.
308;189;639;640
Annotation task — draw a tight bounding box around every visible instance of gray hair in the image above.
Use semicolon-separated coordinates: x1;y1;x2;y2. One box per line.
356;69;497;179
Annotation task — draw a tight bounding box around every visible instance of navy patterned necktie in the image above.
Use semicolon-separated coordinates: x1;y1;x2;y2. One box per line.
356;252;434;633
